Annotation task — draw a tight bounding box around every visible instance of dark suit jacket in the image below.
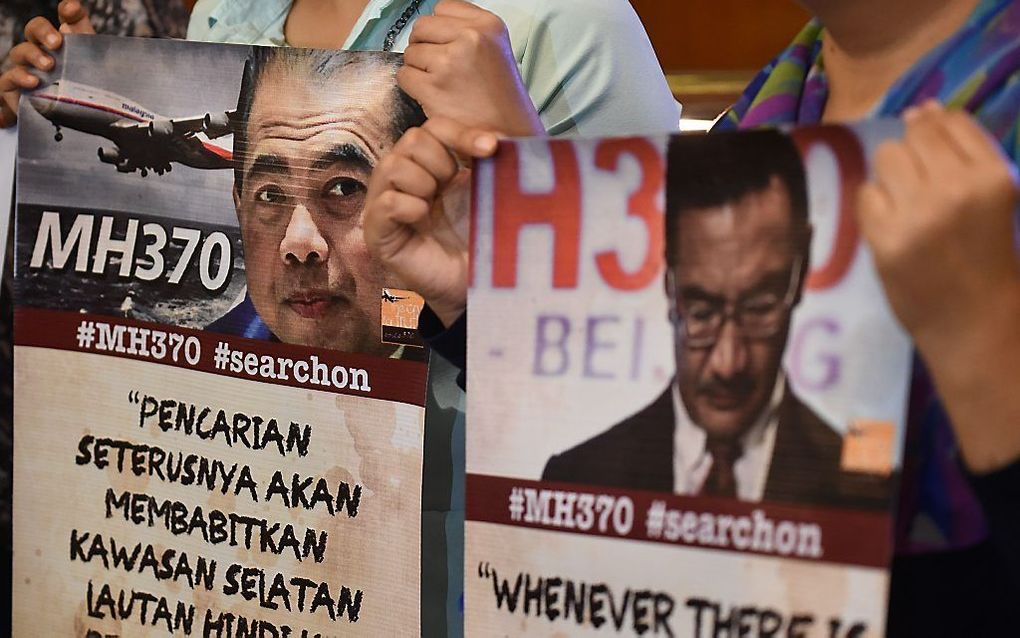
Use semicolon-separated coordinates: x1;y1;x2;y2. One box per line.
208;295;426;362
542;381;890;509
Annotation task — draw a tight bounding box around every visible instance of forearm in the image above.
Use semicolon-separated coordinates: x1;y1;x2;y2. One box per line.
916;282;1020;473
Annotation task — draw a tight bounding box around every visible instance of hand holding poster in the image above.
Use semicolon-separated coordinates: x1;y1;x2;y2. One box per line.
14;35;427;636
466;124;912;636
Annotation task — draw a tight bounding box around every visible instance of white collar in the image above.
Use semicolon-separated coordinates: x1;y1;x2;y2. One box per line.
672;371;786;499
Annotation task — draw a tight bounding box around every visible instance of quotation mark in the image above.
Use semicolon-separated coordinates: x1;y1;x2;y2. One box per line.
508;487;525;522
645;500;666;539
478;562;493;579
213;341;231;370
76;320;96;349
127;390;141;404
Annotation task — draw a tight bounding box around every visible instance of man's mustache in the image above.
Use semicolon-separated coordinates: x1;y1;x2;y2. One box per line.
697;373;755;401
276;264;354;299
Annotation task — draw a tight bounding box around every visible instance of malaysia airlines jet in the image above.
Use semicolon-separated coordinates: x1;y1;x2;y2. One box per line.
28;80;234;177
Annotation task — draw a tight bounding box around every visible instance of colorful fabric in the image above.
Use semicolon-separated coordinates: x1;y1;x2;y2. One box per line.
716;0;1020;553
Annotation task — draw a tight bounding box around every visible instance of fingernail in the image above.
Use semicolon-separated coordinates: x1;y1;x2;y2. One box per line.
904;106;921;121
474;134;497;154
46;34;60;48
38;54;52;68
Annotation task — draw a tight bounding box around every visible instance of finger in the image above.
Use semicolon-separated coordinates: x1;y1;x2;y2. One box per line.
379;155;441;199
8;41;55;73
409;15;468;44
375;190;432;228
0;100;17;128
433;0;485;19
58;0;96;34
25;17;63;50
856;181;897;250
393;127;460;184
872;140;923;209
363;190;431;254
422;116;499;160
395;65;436;104
903;106;965;179
0;66;42;94
402;42;445;72
939;109;1008;165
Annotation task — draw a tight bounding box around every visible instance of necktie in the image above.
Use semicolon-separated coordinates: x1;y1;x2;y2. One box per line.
702;439;743;498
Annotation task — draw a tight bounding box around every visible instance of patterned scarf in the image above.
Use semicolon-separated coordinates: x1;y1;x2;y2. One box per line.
715;0;1020;553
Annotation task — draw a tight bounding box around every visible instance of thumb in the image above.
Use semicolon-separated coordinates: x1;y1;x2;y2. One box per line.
58;0;96;35
856;181;896;255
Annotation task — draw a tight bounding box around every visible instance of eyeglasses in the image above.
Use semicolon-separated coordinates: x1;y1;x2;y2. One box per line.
669;255;802;349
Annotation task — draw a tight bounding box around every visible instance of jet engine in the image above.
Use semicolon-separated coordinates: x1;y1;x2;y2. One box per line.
97;147;122;165
203;112;233;138
148;118;174;139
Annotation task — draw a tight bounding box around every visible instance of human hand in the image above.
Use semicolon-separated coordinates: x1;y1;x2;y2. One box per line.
1;0;95;127
858;101;1020;471
363;117;499;327
399;0;543;138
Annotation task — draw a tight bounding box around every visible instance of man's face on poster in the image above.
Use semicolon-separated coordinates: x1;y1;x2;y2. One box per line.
669;176;806;441
233;62;399;354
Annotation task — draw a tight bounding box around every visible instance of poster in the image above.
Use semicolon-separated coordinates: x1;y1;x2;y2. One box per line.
13;35;428;636
466;124;912;636
1;126;14;267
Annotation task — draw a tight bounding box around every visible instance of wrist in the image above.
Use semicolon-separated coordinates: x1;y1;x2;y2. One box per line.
913;281;1020;365
427;296;466;329
915;281;1020;473
496;104;544;138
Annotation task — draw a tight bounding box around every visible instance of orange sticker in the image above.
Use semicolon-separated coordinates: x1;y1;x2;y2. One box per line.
841;419;895;476
381;288;425;348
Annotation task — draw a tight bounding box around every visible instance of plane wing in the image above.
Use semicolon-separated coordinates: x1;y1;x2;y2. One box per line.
113;110;236;140
100;111;235;176
165;111;236;139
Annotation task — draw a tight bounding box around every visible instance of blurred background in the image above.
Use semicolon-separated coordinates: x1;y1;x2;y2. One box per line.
631;0;810;127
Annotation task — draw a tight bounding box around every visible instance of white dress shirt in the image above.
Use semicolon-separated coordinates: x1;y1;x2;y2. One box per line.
672;374;786;501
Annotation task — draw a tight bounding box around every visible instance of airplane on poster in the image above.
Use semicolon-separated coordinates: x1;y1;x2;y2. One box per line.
382;289;408;303
28;79;234;177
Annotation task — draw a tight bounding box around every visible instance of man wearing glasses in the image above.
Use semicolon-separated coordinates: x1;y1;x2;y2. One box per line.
543;131;876;508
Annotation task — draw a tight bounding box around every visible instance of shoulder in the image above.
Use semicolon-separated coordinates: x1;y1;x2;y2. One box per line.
775;388;893;509
187;0;287;44
207;296;273;341
543;387;673;485
471;0;678;136
186;0;222;40
471;0;648;58
473;0;644;30
783;390;843;451
770;388;842;485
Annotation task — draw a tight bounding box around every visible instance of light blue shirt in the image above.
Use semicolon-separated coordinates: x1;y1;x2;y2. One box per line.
188;0;681;136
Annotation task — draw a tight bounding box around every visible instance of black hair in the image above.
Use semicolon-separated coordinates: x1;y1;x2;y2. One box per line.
665;129;809;264
232;46;426;190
